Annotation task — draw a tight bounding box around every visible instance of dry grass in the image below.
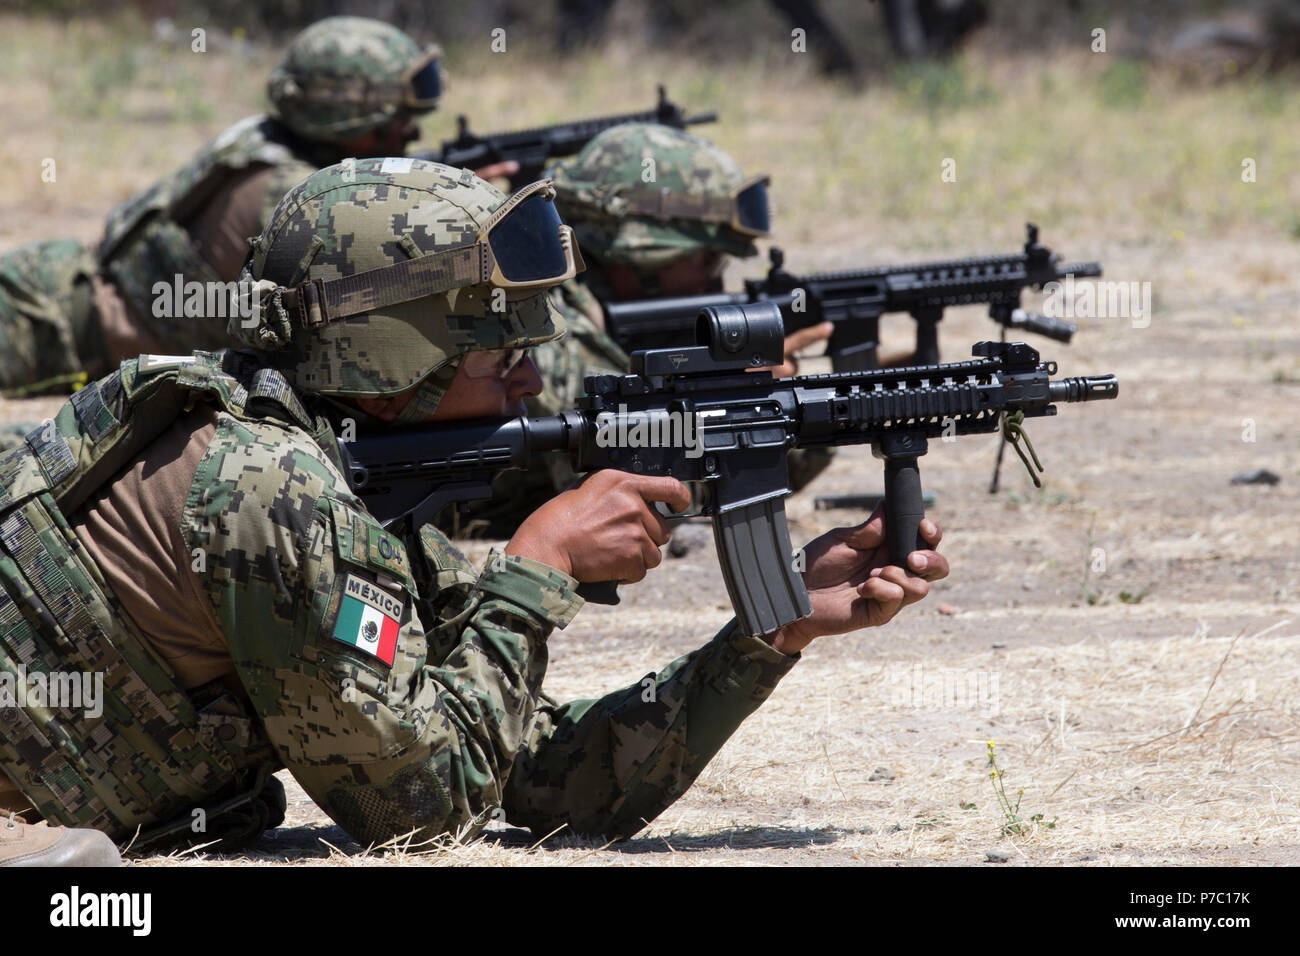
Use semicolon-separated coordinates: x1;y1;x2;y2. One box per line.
5;12;1300;252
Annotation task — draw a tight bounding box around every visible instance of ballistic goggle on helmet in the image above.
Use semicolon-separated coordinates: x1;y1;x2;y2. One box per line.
268;16;444;142
612;173;771;238
551;122;770;268
236;159;581;398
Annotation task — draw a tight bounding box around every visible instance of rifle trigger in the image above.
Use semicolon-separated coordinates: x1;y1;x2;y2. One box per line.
654;500;701;522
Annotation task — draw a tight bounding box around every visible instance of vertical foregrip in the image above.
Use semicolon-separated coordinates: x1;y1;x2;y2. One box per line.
884;456;926;568
712;497;813;638
913;310;941;365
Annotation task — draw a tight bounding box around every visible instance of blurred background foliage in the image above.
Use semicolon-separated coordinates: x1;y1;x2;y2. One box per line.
10;0;1300;73
2;0;1299;254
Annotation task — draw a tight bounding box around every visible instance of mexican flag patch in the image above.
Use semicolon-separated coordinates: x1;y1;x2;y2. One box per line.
332;573;402;667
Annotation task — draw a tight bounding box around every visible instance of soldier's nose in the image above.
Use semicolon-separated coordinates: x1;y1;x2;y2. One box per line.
509;356;543;402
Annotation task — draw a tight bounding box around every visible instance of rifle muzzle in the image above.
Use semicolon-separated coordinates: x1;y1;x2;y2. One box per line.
1049;375;1118;403
1008;309;1077;343
1058;260;1103;278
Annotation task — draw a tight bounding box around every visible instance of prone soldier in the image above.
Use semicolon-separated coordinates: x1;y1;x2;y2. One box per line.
0;159;946;864
455;122;836;537
0;16;450;396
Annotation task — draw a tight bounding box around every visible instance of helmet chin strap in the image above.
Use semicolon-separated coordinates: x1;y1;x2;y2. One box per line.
393;376;450;424
391;357;463;424
311;358;460;432
313;394;391;436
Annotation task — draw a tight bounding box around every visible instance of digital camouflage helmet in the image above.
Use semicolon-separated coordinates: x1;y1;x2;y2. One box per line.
267;17;443;144
551;122;770;271
234;158;578;408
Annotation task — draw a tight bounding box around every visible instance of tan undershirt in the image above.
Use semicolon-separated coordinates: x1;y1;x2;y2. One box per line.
184;165;277;283
2;170;278;818
71;404;231;688
90;274;161;371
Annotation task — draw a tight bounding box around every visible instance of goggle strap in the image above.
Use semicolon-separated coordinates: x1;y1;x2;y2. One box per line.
278;75;418;105
277;178;572;329
618;187;736;224
279;243;489;329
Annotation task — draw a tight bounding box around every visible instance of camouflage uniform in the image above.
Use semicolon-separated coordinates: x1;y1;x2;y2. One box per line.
0;240;101;394
0;160;798;849
0;16;439;395
562;122;834;495
552;122;760;277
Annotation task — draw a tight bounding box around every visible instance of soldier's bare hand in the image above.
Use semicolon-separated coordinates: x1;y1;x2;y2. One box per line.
506;470;691;584
474;160;521;182
758;322;833;378
766;504;947;655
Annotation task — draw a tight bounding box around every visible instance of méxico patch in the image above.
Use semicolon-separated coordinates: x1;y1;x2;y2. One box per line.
331;573;402;666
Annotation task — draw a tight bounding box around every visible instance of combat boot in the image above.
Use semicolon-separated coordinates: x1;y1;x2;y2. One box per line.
0;812;122;867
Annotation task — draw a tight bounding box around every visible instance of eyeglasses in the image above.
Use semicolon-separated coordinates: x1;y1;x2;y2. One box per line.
460;348;529;381
614;173;772;239
276;178;585;332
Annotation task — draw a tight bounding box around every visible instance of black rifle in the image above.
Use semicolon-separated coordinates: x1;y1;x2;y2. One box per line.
343;302;1117;638
412;86;717;190
603;223;1100;372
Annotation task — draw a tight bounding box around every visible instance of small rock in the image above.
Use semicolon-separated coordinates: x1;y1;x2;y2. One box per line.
991;641;1007;649
985;849;1011;863
868;766;895;782
938;603;959;616
1079;854;1098;861
668;524;712;558
1231;468;1280;486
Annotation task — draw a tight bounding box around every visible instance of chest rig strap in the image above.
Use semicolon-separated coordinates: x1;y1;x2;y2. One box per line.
0;353;299;841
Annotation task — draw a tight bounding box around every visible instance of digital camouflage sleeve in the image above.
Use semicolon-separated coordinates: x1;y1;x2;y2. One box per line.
188;409;580;845
504;621;797;839
191;410;797;845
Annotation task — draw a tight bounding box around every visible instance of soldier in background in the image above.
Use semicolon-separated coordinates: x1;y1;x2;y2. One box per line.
0;16;446;396
454;122;834;538
0;159;946;863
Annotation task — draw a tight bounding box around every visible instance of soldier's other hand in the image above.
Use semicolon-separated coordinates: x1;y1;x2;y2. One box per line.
765;504;947;655
474;160;521;182
757;322;833;378
505;470;691;584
